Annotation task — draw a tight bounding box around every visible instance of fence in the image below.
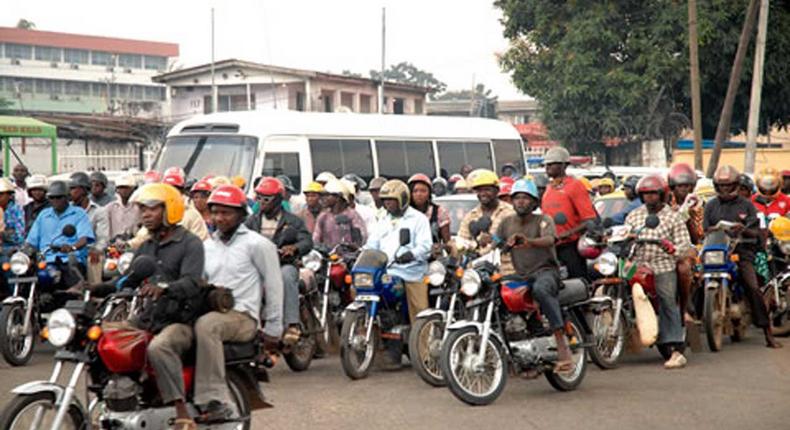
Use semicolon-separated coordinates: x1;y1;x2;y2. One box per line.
58;147;158;173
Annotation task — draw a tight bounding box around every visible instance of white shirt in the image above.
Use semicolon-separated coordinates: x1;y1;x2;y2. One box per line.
355;203;379;240
364;206;432;282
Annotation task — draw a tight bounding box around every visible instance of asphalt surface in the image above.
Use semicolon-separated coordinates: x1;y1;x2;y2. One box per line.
0;329;788;430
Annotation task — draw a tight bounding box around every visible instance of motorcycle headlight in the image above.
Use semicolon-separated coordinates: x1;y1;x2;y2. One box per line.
47;308;76;347
780;240;790;256
427;261;447;286
118;252;135;274
9;252;30;275
353;273;374;288
593;252;618;276
301;250;323;272
704;250;726;266
460;270;481;297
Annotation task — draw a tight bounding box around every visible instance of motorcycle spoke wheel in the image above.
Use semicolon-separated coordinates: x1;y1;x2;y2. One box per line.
416;318;444;380
0;393;84;430
1;305;34;366
590;308;625;369
447;332;503;398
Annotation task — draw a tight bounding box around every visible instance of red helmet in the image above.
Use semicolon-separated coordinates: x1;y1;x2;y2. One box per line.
162;167;185;188
498;182;513;197
255;177;285;196
208;185;248;210
577;236;603;259
143;170;161;184
408;173;432;191
636;174;669;200
190;180;212;193
783;170;790;178
667;163;696;187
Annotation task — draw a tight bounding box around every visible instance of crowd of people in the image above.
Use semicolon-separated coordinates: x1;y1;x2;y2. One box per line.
1;147;789;428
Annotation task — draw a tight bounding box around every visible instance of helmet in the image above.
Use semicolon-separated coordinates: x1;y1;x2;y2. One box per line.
408;173;432;191
379;179;410;213
598;177;615;189
756;167;782;197
454;178;469;190
468;169;499;189
578;177;593;192
738;174;755;193
230;175;247;189
498;182;513;197
315;171;337;184
769;216;790;242
208;185;248;212
577;237;603;259
713;165;740;185
304;181;324;194
26;174;48;191
90;171;108;186
114;174;137;188
432;177;448;196
510;179;539;200
500;162;517;174
369;177;387;191
590;178;601;189
46;181;68;198
276;175;297;194
208;176;231;189
636;174;669;199
69;172;91;190
668;163;696;187
623;175;640;191
340;178;357;197
162;167;185;188
323;179;351;203
190;180;213;193
342;173;367;191
134;183;185;225
543;147;571;164
143;170;161;184
0;178;14;193
255;177;285;196
499;176;515;187
448;174;464;184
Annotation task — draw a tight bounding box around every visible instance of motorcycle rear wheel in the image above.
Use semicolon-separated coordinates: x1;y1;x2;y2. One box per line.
703;287;725;352
0;304;35;366
440;327;507;406
545;319;588;392
0;392;84;430
589;306;626;370
340;309;378;380
284;300;318;372
408;314;446;387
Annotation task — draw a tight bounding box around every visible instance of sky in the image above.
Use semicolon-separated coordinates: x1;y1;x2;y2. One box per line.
5;0;528;99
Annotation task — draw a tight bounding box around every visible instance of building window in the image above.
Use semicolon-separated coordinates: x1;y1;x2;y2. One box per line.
375;140;435;181
321;92;333;112
144;55;167;71
64;80;90;96
91;51;114;66
393;98;404;114
5;43;32;59
92;82;108;98
309;139;374;182
64;48;89;64
35;46;62;62
118;54;142;69
360;94;372;113
114;84;129;99
414;98;424;114
130;85;144;100
35;79;63;94
203;94;255;113
11;78;34;93
144;86;165;101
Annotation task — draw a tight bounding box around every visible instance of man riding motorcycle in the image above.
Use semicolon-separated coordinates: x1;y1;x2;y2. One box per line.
70;172;110;284
245;177;313;344
134;183;206;430
313;178;367;249
457;169;515;253
610;175;642;225
0;178;24;250
296;181;325;233
667;163;703;321
704;165;781;349
625;174;692;369
408;173;451;245
752;168;790;217
23;174;50;233
495;178;574;373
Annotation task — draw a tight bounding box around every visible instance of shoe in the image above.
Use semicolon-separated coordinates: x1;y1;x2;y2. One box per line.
663;351;687;369
196;401;231;423
282;326;301;345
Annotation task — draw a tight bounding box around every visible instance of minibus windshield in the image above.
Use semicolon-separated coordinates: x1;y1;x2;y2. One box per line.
156;135;257;181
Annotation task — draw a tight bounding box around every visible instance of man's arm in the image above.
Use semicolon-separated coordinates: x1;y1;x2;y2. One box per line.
527;216;557;248
75;211;96;249
350;211;368;245
25;214;41;248
92;207;110;250
167;235;205;298
250;237;284;338
410;216;433;261
290;215;313;256
671;213;693;256
741;202;761;238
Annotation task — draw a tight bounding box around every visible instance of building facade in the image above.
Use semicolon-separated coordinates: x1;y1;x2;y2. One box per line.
152;59;430;121
0;27;178;118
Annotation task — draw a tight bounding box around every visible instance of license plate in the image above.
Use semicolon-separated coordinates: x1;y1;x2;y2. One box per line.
356;295;380;302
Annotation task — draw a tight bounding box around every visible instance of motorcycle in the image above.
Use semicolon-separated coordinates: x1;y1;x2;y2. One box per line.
0;255;269;430
102;236;134;282
701;220;753;351
766;216;790;335
439;247;592;406
340;228;412;380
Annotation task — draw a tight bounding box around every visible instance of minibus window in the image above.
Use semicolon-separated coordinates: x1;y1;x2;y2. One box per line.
437;141;493;177
375;140;435;181
493;139;525;176
262;152;301;191
158;135;257;182
309;139;373;182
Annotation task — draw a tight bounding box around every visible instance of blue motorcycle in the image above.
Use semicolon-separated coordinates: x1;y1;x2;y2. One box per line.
701;221;752;352
340;230;412;380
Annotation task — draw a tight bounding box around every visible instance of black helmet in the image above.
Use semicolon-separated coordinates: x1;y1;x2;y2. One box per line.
623;175;640;191
89;171;108;186
738;174;755;193
275;175;297;194
69;172;91;190
342;173;368;191
47;180;69;198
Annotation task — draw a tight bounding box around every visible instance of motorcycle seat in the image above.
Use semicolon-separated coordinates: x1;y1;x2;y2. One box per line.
223;341;258;361
558;278;588;305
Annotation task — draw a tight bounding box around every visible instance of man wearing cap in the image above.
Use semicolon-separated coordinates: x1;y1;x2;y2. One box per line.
70;172;110;283
457;169;515;254
89;171;116;207
24;174;50;234
11;164;30;208
105;174;141;240
296;181;325;233
0;178;25;250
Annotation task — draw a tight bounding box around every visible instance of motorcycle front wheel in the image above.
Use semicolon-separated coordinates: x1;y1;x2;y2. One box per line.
703;286;725;352
340;308;378;380
408;314;446;386
283;299;318;372
0;304;35;366
545;319;588;392
440;327;507;406
588;305;626;370
0;392;85;430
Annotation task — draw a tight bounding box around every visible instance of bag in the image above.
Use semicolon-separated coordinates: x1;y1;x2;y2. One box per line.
632;282;658;347
134;285;206;334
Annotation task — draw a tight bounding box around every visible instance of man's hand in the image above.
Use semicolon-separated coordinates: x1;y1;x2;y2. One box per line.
279;244;298;258
88;249;101;264
395;251;415;264
660;239;676;255
506;233;528;250
139;284;165;299
730;223;745;235
262;334;281;352
476;232;492;248
59;244;75;254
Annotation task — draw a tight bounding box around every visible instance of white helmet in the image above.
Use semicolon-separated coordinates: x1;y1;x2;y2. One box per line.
26;174;48;191
114;174;137;188
315;171;337;184
543;147;571;164
0;178;14;193
340;178;357;196
323;179;351;203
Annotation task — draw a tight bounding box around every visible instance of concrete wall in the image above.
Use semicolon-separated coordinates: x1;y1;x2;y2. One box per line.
673;148;790;172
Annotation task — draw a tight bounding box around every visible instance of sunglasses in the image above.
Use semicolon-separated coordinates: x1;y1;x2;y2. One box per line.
47;195;67;200
256;194;278;203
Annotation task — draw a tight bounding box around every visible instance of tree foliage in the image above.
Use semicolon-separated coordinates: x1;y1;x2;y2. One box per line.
370;61;447;93
16;19;35;29
496;0;790;153
433;83;498;118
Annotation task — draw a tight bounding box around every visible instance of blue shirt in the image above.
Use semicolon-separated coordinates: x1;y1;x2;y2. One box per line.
364;207;432;282
3;201;25;248
26;205;95;264
610;197;643;226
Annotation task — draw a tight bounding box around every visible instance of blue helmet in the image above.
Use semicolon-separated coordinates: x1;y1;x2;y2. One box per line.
510;179;539;200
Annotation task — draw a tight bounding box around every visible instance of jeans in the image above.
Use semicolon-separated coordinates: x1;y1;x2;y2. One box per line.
281;264;300;326
531;270;563;331
655;271;684;347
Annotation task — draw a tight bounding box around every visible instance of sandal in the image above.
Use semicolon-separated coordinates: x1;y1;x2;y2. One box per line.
172;418;197;430
553;360;575;374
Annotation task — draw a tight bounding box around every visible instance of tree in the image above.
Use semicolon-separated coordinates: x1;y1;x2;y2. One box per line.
433;83;498;118
496;0;790;154
0;97;13;114
16;19;35;29
370;62;447;94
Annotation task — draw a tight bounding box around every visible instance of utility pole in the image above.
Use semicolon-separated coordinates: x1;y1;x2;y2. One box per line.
744;0;769;174
706;0;759;177
688;0;704;171
210;7;218;114
378;7;386;114
468;74;476;116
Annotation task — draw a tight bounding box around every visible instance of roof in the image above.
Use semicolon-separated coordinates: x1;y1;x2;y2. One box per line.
168;110;521;141
0;27;179;57
153;59;430;93
32;114;167;143
0;115;56;138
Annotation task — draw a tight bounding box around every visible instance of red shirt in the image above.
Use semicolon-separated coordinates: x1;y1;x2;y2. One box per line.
751;193;790;217
541;176;597;244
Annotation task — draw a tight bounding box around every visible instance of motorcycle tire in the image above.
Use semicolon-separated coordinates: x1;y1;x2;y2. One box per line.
226;371;252;430
0;304;35;367
340;308;379;380
772;312;790;337
283;301;318;372
703;286;725;352
440;326;507;406
0;392;85;430
408;314;446;387
588;306;626;370
545;318;588;392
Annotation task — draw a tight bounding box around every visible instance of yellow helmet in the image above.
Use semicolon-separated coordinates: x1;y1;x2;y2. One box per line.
304;181;324;194
230;175;247;189
578;176;593;192
209;176;231;189
590;178;601;189
756;167;782;198
599;177;615;189
133;183;185;226
769;216;790;242
468;169;499;189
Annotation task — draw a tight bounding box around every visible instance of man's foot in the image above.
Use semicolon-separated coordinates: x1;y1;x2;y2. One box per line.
172;418;197;430
663;351;687;369
196;401;232;423
282;326;302;346
765;332;783;349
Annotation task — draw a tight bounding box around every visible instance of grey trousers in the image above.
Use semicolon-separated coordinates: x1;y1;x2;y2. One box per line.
655;271;684;346
282;264;300;326
147;323;194;404
194;311;257;406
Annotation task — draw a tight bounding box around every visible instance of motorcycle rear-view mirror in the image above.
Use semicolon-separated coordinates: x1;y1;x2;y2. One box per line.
62;224;77;238
645;214;660;229
399;228;411;246
554;212;568;226
470;216;492;237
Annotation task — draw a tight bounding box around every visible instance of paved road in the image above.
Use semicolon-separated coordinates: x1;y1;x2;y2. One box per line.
1;329;788;430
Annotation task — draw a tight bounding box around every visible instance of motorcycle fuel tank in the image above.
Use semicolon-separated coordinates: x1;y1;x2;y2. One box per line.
98;328;153;374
